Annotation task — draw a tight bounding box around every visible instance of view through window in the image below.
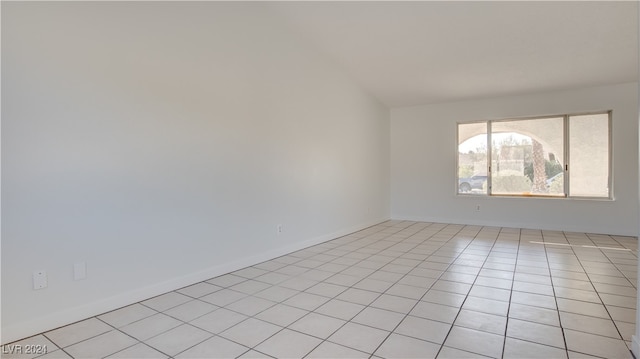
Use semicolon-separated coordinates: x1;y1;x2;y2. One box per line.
457;112;610;198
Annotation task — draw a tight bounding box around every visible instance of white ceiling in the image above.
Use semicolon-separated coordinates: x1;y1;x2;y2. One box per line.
267;1;639;107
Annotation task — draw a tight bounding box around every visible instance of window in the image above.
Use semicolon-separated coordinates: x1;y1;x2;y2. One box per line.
457;112;611;198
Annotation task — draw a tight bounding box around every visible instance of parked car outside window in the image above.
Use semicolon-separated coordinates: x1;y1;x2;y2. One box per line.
459;175;487;192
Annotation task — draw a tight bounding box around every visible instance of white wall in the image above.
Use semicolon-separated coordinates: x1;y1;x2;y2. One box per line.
391;83;638;236
1;3;390;342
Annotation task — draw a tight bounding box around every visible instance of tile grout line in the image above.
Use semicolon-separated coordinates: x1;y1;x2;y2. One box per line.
9;221;636;359
501;226;523;359
562;231;631;357
541;229;569;358
300;221;465;357
431;225;502;358
212;221;417;358
365;223;484;357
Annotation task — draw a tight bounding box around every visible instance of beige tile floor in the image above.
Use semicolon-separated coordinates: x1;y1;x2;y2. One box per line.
2;221;637;358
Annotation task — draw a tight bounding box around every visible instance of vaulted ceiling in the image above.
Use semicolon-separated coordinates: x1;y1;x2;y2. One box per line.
267;2;639;107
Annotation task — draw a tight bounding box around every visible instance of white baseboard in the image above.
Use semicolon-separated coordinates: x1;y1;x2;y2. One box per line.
1;218;389;344
390;215;637;237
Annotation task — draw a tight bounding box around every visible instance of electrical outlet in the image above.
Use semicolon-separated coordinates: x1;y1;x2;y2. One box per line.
475;205;481;211
33;270;47;290
277;224;283;234
74;262;87;280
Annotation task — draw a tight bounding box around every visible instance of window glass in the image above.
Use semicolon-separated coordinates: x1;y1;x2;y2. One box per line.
456;111;610;199
491;117;564;196
569;113;610;197
458;122;488;195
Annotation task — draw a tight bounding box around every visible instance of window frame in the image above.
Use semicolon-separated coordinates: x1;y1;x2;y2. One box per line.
456;110;612;200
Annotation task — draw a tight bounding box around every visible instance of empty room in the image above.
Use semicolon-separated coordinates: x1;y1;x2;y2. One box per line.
2;1;639;358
